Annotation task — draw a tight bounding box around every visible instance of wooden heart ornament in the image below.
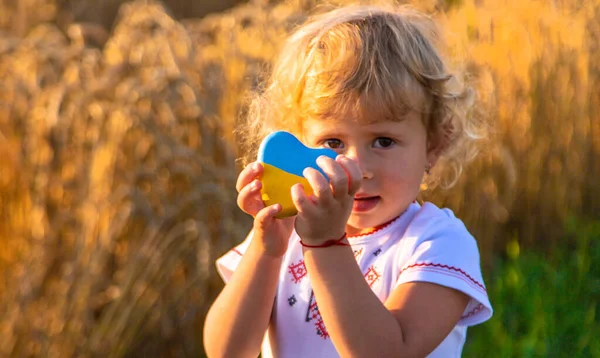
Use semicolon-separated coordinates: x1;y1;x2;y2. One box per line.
257;131;338;218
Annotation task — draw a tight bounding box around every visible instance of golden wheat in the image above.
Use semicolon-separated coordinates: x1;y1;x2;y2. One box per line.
0;2;250;356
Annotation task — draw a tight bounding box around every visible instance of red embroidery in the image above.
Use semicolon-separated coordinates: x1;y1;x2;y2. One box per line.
400;262;486;293
364;266;381;287
461;303;484;319
315;318;329;339
305;291;329;339
348;216;399;238
305;292;318;322
353;248;364;259
232;248;243;256
288;260;307;284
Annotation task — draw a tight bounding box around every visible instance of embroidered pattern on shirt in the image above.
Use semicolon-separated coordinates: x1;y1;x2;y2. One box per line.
373;248;382;256
305;291;329;340
353;248;364;260
315;319;329;339
461;303;484;319
288;260;307;284
364;266;381;287
347;215;399;238
288;295;297;306
399;262;487;294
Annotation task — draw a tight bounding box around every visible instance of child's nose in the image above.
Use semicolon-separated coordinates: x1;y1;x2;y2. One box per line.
344;148;374;179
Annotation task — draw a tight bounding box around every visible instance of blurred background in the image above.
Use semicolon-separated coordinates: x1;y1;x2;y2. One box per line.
0;0;598;356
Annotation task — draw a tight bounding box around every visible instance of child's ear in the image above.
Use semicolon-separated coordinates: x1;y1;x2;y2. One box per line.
426;139;442;169
426;122;454;169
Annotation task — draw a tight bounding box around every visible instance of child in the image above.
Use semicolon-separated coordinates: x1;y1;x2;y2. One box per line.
204;4;492;357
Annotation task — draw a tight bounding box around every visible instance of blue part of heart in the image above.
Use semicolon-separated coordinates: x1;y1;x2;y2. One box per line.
257;131;338;178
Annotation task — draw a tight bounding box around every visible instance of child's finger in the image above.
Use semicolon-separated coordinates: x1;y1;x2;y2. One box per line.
253;203;282;231
303;167;333;204
317;155;349;200
291;183;318;216
236;162;263;193
237;179;265;216
337;155;362;196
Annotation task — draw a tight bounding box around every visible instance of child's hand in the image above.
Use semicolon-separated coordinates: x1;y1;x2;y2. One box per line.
291;155;362;245
236;162;294;257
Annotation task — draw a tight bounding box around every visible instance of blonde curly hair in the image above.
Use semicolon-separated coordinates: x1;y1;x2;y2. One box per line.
238;4;487;189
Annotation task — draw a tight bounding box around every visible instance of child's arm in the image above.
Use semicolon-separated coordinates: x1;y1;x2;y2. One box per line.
292;155;472;357
203;232;283;358
303;246;469;358
203;163;293;358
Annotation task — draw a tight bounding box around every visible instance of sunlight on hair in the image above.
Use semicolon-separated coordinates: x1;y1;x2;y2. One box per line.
240;4;488;189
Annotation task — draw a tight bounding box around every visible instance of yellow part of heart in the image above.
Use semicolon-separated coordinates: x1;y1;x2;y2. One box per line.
260;163;314;218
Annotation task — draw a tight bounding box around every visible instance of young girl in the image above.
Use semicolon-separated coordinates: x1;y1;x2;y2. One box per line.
204;4;492;357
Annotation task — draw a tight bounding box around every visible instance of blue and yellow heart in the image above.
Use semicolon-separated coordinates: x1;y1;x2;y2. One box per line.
257;131;337;218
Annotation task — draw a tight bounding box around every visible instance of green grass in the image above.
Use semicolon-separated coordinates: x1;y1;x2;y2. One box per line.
464;217;600;357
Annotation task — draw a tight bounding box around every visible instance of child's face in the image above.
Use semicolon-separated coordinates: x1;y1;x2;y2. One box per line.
302;111;436;235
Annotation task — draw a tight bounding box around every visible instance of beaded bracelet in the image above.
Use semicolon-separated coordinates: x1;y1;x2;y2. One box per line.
300;233;349;248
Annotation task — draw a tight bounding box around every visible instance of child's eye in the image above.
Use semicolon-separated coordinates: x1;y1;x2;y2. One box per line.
373;137;395;148
323;139;344;149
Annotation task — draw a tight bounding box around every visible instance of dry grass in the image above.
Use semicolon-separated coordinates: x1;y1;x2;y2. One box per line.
0;2;252;356
0;0;598;356
432;0;600;259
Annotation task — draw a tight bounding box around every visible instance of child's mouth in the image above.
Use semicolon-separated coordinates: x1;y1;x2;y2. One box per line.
353;196;380;212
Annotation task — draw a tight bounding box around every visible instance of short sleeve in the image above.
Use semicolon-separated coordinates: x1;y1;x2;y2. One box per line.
394;210;493;326
215;231;253;283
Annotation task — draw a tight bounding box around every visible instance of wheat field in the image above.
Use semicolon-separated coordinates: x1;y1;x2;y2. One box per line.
0;0;598;356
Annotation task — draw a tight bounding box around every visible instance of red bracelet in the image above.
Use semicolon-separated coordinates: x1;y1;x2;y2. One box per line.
300;233;349;248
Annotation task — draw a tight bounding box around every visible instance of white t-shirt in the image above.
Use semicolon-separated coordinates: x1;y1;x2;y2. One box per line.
216;202;493;357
